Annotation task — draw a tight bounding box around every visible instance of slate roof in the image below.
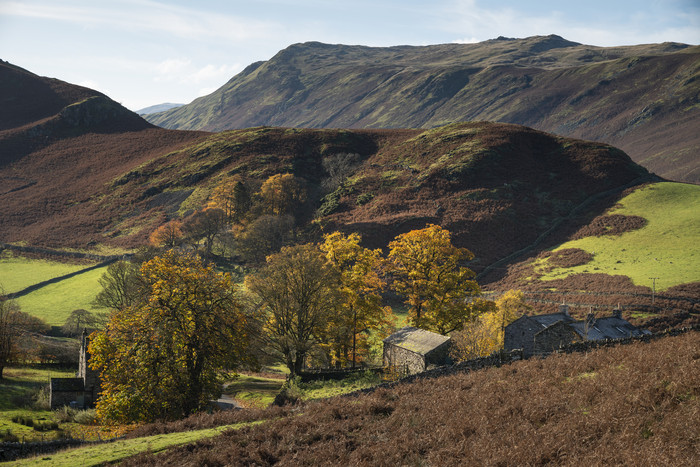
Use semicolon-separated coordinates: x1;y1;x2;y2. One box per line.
383;326;450;356
570;316;652;340
530;312;574;328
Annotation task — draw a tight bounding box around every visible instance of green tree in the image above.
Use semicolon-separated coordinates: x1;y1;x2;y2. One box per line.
387;224;483;334
246;243;339;376
0;298;46;379
89;250;249;423
320;232;394;367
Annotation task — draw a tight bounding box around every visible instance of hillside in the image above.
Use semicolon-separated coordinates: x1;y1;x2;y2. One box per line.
145;35;700;184
1;115;650;267
120;331;699;466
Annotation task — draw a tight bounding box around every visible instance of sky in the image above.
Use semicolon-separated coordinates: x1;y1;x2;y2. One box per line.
1;0;698;111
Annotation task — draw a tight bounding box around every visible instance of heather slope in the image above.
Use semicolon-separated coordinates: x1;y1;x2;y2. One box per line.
122;331;700;466
145;36;700;183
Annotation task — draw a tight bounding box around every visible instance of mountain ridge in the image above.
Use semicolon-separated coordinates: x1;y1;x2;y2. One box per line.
144;36;700;184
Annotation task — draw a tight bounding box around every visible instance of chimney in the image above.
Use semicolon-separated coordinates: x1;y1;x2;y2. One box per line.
586;312;596;327
559;303;570;316
612;308;622;319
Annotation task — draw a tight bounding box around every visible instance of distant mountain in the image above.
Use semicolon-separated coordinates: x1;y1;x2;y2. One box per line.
137;103;185;115
144;35;700;184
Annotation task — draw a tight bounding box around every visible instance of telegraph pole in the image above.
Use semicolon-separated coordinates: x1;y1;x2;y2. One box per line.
649;277;659;309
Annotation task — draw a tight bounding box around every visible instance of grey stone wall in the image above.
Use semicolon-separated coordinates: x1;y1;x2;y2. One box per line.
533;321;579;355
383;344;426;375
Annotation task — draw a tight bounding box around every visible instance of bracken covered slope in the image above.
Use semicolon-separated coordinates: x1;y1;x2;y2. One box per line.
145;35;700;183
122;331;700;466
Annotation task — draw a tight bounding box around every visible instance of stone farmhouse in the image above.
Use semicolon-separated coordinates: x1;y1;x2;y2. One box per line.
49;330;100;409
504;304;651;357
383;326;451;375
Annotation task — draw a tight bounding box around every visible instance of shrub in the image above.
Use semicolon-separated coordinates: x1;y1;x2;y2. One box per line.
73;409;97;425
355;192;374;206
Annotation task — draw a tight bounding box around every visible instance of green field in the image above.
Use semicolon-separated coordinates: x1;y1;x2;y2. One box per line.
538;182;700;290
0;251;91;294
14;266;108;326
12;422;259;466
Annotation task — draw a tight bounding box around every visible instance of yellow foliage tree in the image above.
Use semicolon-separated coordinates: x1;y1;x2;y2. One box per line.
320;232;395;368
208;179;251;223
451;289;529;361
259;173;306;216
89;250;249;423
387;224;483;334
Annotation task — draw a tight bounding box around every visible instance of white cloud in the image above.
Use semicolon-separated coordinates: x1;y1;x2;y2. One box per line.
1;0;280;42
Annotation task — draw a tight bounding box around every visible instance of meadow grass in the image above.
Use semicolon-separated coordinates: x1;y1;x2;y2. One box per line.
0;366;76;441
0;251;91;294
539;182;700;290
223;374;286;408
12;421;260;467
14;266;108;326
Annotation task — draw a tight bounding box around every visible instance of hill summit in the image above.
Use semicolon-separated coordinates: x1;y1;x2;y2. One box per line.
145;36;700;184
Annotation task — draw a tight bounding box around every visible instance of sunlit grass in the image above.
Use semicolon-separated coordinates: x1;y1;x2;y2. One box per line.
14;267;108;326
0;251;90;294
538;182;700;290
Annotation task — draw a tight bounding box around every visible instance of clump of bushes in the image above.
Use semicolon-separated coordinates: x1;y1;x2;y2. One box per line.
53;407;97;425
0;429;19;443
355;192;375;206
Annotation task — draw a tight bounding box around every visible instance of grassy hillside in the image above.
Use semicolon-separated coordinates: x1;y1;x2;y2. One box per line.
14;266;107;326
0;251;91;294
119;331;700;466
144;36;700;184
537;182;700;290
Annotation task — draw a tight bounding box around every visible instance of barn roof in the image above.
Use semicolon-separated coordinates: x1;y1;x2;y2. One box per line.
383;326;450;355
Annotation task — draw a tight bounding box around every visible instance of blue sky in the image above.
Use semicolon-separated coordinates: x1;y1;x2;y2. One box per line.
1;0;698;111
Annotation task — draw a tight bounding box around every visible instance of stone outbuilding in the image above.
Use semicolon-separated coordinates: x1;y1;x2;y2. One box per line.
383;326;451;375
49;330;101;409
505;305;651;358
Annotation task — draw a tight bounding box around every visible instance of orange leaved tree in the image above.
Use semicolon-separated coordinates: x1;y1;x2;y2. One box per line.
387;224;484;334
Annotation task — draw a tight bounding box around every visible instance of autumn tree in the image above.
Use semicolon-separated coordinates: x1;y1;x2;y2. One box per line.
149;219;183;248
89;250;249;423
320;232;394;367
209;179;252;223
259;173;306;217
451;290;529;361
246;243;339;376
387;224;483;334
234;214;295;263
182;208;226;256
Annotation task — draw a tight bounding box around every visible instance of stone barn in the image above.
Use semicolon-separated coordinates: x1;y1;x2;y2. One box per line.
50;330;101;409
383;326;451;375
505;305;651;358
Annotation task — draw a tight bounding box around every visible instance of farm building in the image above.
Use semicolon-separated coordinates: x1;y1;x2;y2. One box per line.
383;326;451;375
504;305;651;357
49;330;101;409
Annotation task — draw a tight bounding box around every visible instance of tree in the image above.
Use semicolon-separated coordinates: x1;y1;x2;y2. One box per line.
209;179;251;223
149;219;183;248
246;243;339;376
450;290;528;361
234;214;295;263
61;309;106;336
259;173;306;217
0;298;47;379
89;250;249;423
182;208;227;256
387;224;483;334
320;232;394;367
93;260;145;311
